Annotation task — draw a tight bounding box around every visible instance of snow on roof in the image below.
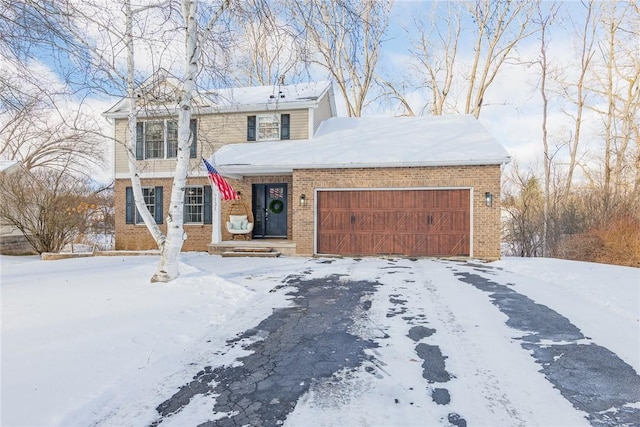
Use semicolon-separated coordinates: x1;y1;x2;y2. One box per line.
212;115;511;177
0;160;19;173
104;80;331;117
204;81;331;109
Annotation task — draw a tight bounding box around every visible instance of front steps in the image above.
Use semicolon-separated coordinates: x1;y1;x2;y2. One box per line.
209;239;295;257
221;247;281;258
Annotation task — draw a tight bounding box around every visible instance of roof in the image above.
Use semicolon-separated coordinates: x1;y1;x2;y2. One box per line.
203;81;332;110
103;77;333;118
212;115;511;177
0;160;20;173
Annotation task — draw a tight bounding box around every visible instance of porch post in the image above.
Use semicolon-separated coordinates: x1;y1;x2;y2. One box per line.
211;188;221;244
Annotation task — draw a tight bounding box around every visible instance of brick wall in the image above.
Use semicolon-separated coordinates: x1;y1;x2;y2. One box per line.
115;178;214;251
220;175;294;241
115;164;503;259
292;165;502;260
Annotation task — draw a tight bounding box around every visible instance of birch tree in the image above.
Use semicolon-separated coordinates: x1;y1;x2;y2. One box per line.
16;0;235;282
151;0;231;282
119;0;232;282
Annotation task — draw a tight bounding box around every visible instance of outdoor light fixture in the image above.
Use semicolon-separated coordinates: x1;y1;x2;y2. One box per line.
299;194;306;207
485;192;493;207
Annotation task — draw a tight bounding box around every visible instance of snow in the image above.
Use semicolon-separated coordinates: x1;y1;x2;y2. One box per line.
1;254;638;426
203;80;331;108
104;80;331;117
0;160;19;173
213;115;511;176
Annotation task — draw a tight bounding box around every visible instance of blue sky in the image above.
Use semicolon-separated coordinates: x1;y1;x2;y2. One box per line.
21;0;611;184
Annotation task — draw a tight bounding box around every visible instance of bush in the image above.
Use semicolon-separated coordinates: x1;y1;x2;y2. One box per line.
594;216;640;267
556;216;640;268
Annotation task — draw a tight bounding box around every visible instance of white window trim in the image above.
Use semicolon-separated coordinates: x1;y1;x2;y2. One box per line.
142;119;178;160
184;185;205;224
136;186;156;224
256;113;281;141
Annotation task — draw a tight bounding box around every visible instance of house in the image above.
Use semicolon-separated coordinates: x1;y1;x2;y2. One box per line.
104;75;337;253
105;77;510;259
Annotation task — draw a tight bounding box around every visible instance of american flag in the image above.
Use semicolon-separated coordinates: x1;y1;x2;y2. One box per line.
202;158;238;201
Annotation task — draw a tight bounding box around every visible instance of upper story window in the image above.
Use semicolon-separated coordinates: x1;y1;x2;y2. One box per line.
247;114;290;142
136;119;197;160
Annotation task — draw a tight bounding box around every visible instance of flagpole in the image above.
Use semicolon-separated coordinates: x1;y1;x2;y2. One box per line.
211;186;221;244
203;157;237;245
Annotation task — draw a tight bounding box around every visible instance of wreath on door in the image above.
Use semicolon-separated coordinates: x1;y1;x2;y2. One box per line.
269;199;284;214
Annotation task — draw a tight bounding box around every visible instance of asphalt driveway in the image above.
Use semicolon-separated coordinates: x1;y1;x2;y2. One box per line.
150;258;639;427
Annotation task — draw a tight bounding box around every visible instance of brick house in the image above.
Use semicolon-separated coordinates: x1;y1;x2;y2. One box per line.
105;77;510;259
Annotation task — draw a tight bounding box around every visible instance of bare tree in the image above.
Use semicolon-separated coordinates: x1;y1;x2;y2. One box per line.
585;0;640;213
402;1;461;116
385;0;536;119
557;0;598;197
17;0;235;281
0;168;99;253
464;0;537;118
534;1;560;256
231;1;306;86
502;165;544;257
288;0;392;117
0;92;105;177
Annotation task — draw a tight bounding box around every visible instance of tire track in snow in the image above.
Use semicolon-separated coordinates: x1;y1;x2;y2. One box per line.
407;260;528;426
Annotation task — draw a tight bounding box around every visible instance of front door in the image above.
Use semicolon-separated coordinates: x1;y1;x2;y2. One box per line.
252;184;288;238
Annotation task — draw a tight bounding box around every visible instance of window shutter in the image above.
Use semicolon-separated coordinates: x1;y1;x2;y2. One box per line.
203;186;212;224
136;122;144;160
247;116;256;141
125;187;134;224
189;119;197;158
281;114;290;140
155;186;163;224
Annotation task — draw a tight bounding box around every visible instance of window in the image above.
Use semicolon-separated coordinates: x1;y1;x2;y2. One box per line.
247;114;290;141
184;186;212;224
139;187;156;223
166;121;179;158
184;186;204;223
145;121;167;159
125;186;163;224
136;119;197;160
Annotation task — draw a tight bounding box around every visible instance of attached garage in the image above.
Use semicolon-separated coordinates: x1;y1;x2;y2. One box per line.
213;115;511;260
316;189;470;256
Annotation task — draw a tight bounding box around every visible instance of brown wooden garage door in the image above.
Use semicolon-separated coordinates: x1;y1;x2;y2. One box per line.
317;189;470;256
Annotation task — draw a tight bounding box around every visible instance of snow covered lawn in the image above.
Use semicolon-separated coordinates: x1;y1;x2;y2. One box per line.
1;253;638;426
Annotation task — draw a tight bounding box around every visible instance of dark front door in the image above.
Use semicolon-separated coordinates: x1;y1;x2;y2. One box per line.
252;184;288;238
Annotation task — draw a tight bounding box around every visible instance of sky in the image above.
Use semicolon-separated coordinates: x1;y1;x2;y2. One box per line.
8;0;620;185
1;253;638;426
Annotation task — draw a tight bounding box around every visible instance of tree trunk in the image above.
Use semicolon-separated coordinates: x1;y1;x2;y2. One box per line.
124;0;165;251
152;0;230;282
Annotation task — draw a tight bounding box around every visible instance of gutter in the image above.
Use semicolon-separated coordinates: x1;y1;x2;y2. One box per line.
216;157;512;178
